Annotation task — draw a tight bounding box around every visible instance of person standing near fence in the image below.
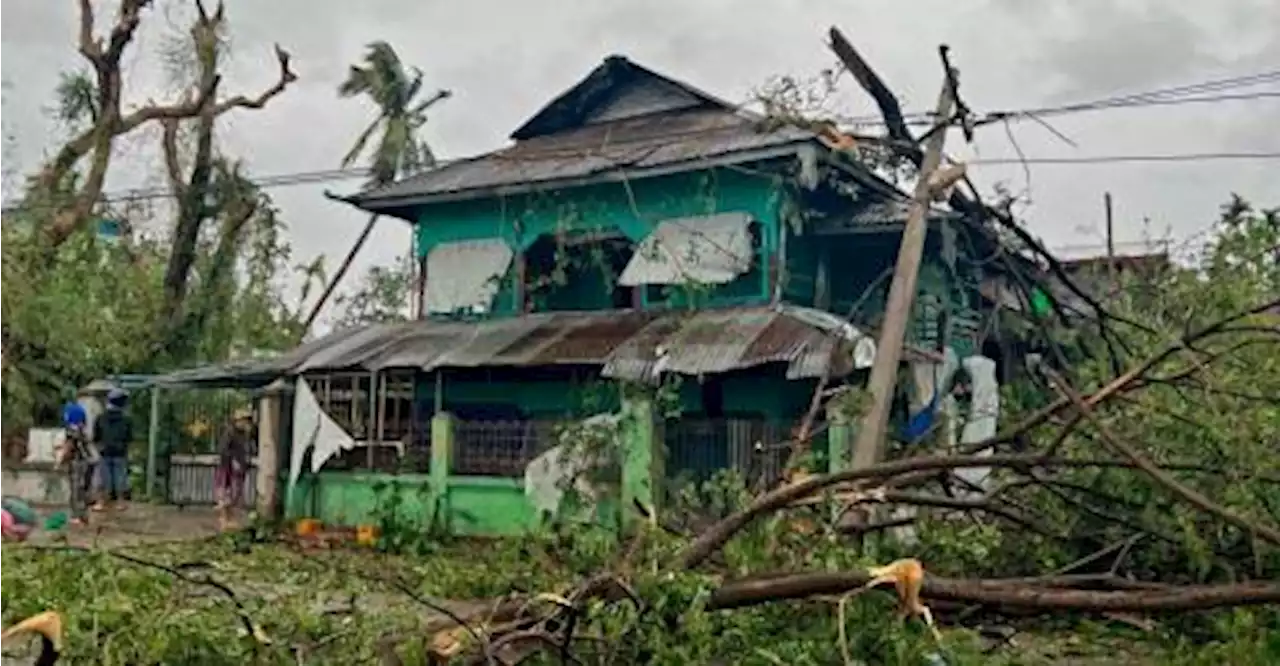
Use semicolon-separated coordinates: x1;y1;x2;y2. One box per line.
92;388;133;512
214;408;255;531
59;396;96;525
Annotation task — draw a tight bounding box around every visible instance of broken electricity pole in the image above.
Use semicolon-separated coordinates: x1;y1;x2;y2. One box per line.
848;46;961;469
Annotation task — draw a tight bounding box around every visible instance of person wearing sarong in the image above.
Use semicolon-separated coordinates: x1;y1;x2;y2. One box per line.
214;408;255;530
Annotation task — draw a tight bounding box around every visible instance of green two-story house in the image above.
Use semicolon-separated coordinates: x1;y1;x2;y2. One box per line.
169;55;1020;533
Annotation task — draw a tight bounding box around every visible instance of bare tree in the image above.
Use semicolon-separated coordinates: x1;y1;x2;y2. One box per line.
149;1;297;355
38;0;295;252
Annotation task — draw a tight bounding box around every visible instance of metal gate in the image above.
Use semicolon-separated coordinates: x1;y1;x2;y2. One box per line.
158;388;256;506
167;454;259;506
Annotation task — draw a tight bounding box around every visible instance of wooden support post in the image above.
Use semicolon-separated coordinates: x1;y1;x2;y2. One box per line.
851;70;957;469
146;386;161;499
366;371;378;469
255;379;286;520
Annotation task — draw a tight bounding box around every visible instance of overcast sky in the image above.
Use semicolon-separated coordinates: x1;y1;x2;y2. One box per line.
3;0;1278;329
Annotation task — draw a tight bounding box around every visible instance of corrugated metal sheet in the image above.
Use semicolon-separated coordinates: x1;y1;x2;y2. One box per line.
351;109;812;207
587;77;702;124
295;322;414;373
157;306;949;387
618;212;754;286
512;55;742;141
424;239;514;314
522;310;657;364
644;308;780;378
167;455;258;506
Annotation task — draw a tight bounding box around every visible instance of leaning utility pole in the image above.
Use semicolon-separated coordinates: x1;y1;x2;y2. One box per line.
849;59;959;469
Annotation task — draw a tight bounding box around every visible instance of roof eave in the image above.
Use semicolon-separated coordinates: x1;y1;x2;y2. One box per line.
326;190;420;224
345;141;813;210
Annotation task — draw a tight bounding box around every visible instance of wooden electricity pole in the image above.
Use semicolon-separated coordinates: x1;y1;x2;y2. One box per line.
1104;191;1116;280
850;69;958;469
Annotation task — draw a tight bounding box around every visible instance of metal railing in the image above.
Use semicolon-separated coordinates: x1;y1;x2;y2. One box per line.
663;417;793;488
452;419;563;477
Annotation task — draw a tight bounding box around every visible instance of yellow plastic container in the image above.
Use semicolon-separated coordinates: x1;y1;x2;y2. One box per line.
356;525;380;547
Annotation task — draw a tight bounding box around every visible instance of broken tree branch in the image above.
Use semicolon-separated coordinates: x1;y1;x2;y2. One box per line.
674;452;1217;571
1044;368;1280;546
207;44;298;115
709;571;1280;612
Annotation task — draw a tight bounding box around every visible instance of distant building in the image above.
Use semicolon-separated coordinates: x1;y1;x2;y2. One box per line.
1057;251;1172;306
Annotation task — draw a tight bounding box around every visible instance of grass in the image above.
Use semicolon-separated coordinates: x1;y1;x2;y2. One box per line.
3;531;1276;664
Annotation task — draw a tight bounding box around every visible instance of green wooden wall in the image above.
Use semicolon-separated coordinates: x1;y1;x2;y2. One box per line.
414;166;787;315
780;225;985;355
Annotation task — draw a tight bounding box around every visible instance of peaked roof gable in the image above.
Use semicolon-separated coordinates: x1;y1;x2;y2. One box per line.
510;55;742;140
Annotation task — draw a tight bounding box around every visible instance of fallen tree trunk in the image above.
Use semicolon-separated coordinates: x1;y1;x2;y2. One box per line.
709;572;1280;612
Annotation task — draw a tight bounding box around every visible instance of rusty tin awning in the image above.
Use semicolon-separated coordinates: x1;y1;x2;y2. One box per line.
155;305;942;388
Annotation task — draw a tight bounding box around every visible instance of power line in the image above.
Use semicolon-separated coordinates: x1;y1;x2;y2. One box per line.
4;149;1277;213
4;68;1278;212
845;68;1280;126
969;151;1280;166
1;167;372;211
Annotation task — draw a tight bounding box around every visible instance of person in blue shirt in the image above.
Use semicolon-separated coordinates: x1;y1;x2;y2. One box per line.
61;400;87;431
59;394;94;525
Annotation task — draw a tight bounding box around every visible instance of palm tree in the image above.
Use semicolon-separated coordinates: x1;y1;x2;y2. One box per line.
301;41;450;333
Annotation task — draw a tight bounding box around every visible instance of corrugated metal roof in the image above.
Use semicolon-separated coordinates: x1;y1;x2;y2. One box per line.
511;54;744;141
348;109;813;210
155;306;945;388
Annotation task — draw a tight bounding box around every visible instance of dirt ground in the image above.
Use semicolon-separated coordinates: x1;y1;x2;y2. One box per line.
22;501;228;548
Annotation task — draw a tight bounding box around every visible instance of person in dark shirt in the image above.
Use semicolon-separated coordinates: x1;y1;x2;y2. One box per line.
215;408;255;530
92;388;133;512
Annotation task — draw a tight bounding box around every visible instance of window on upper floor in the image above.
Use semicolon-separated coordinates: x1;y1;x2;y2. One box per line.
422;239;514;317
621;212;762;306
522;231;638;312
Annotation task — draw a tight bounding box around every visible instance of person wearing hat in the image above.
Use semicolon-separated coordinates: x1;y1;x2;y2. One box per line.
92;388;133;512
214;408;256;530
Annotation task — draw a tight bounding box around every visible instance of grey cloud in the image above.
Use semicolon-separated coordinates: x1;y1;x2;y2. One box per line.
1021;1;1221;99
3;0;1278;332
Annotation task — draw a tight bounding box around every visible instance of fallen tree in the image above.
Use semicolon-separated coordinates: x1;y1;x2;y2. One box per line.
710;571;1280;612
